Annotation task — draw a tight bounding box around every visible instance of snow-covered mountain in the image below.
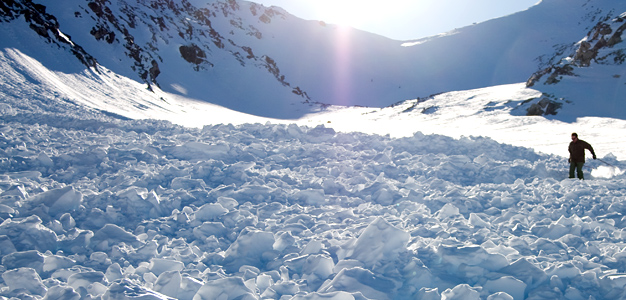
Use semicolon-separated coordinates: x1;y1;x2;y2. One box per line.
2;0;625;119
525;8;626;121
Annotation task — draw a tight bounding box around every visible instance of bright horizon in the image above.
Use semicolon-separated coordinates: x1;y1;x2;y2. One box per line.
251;0;540;40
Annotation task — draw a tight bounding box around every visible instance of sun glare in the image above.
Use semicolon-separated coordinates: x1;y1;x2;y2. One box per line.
314;0;404;28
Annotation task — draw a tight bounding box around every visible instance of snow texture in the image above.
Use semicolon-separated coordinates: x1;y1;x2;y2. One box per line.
1;90;626;300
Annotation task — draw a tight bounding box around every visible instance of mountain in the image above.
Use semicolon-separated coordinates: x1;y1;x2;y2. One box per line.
1;0;625;119
525;7;626;121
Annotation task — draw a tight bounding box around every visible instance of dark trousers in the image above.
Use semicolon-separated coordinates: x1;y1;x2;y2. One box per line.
569;162;585;179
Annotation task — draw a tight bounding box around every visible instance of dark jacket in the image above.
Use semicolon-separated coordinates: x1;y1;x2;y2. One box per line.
569;139;595;163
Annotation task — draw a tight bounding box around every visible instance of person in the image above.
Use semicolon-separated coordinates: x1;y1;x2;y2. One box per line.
568;133;596;180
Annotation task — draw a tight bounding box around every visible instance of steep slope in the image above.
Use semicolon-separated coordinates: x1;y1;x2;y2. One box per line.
525;9;626;121
1;0;625;119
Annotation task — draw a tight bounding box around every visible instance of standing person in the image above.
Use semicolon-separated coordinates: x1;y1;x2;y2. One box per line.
568;132;596;180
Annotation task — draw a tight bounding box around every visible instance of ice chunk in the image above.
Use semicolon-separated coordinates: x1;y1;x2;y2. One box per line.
2;250;44;273
346;217;409;268
416;287;440;300
222;228;276;273
91;224;141;250
290;291;356;300
149;258;185;276
169;142;230;160
106;263;124;282
193;222;228;240
498;258;547;288
484;276;526;300
67;271;109;297
0;215;58;251
436;203;461;219
2;267;47;296
153;271;182;299
441;284;480;300
104;278;173;299
0;235;17;256
469;213;491;228
436;245;508;273
26;186;82;216
302;254;335;288
293;189;326;206
193;277;256;300
487;292;514;300
43;254;76;273
44;285;80;300
319;267;395;300
1;184;29;199
217;196;238;210
195;203;228;222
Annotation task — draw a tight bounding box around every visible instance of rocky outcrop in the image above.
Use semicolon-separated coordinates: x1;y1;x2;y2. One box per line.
0;0;97;69
527;16;626;88
526;98;562;116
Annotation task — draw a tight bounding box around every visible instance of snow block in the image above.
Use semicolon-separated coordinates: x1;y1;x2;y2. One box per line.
149;258;184;276
192;277;256;300
498;258;547;288
168;142;230;161
290;291;356;300
2;267;47;296
1;250;44;273
26;186;82;216
195;203;228;222
222;228;276;273
91;224;141;250
484;276;526;300
0;215;58;252
44;285;81;300
320;267;396;300
345;217;409;268
153;271;202;300
441;284;480;300
104;278;173;300
67;271;109;297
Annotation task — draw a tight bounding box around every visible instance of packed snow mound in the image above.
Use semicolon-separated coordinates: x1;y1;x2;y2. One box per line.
1;93;626;299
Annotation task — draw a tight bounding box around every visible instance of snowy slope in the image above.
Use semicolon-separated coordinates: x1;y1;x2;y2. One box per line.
525;10;626;121
4;43;626;161
2;0;626;119
1;73;626;300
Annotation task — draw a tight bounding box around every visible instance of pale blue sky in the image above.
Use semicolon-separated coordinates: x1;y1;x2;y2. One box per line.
251;0;540;40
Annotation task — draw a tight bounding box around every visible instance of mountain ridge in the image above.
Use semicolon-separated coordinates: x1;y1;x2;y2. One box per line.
1;0;625;119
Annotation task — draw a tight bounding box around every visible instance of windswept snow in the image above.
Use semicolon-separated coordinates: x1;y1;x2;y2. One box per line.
1;73;626;299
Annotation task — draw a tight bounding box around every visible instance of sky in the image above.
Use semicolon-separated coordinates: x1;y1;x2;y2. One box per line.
251;0;540;40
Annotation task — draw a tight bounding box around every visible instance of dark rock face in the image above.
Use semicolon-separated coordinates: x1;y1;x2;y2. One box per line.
526;98;562;116
0;0;97;69
179;44;207;65
527;16;626;88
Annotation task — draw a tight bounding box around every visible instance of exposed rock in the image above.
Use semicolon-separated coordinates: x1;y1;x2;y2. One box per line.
526;98;562;116
179;44;207;65
0;0;98;69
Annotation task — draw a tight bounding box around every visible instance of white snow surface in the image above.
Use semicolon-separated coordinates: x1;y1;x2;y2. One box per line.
2;0;626;298
2;48;626;299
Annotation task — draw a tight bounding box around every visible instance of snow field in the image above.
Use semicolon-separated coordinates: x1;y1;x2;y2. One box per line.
1;96;626;299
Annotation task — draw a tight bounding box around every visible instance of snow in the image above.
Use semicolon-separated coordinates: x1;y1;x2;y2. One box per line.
2;1;626;299
2;65;626;299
